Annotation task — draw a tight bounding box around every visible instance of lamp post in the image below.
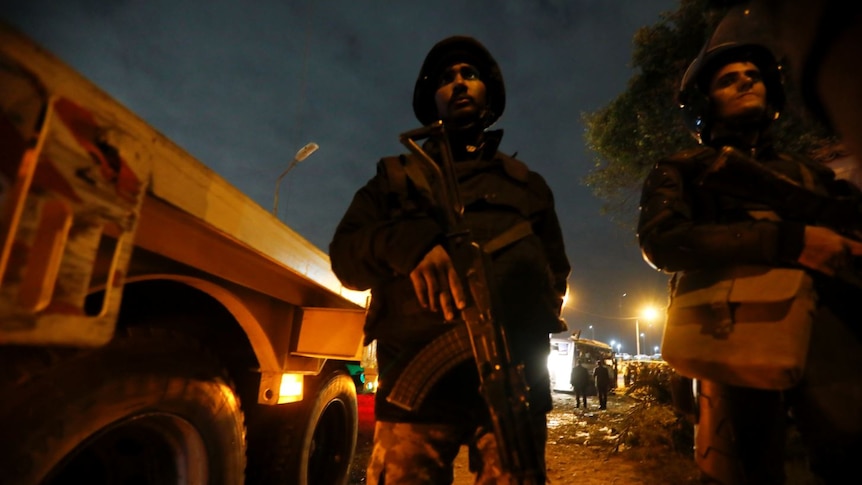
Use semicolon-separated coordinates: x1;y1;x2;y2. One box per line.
635;306;659;357
273;142;319;217
589;325;595;340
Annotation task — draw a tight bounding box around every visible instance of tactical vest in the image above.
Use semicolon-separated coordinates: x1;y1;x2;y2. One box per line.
371;151;565;418
367;151;564;341
379;151;532;239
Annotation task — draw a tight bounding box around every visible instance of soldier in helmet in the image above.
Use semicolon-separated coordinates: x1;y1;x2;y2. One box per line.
330;36;570;484
708;0;862;164
637;23;862;485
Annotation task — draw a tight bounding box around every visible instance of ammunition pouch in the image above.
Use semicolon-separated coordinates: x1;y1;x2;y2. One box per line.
662;265;816;390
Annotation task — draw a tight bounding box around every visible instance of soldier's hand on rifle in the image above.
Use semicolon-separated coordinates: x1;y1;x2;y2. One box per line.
798;226;862;277
410;244;467;321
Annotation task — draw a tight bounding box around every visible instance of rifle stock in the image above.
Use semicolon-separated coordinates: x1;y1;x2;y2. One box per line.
395;123;544;484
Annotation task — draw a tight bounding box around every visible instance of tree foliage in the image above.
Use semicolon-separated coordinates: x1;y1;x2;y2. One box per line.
583;0;834;228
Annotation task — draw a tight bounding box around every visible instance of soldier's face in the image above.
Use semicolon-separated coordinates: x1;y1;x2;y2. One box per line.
709;61;768;122
434;63;487;123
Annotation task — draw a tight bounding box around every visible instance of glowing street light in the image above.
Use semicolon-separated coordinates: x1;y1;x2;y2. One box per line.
589;325;595;340
636;306;659;356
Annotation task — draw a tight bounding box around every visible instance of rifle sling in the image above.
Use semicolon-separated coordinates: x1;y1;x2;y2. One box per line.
482;220;533;254
386;221;534;411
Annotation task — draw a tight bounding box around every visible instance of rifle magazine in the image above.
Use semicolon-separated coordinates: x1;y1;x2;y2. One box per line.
385;324;472;411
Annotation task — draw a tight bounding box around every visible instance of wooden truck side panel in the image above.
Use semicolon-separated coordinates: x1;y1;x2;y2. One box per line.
0;23;370;484
0;22;368;391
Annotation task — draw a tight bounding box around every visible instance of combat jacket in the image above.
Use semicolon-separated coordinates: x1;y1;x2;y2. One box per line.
330;130;570;422
637;136;861;274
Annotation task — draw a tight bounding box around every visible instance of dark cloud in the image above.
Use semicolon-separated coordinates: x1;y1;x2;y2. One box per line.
2;0;679;353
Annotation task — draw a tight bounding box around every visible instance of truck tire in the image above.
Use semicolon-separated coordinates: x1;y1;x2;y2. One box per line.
247;369;358;485
0;327;246;485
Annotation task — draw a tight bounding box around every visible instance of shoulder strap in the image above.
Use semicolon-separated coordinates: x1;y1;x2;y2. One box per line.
483;220;533;254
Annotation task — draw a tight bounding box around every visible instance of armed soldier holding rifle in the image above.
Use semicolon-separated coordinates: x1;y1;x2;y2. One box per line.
637;11;862;485
330;36;570;484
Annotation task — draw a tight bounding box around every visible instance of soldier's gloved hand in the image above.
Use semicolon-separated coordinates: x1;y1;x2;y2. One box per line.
409;244;466;321
798;226;862;276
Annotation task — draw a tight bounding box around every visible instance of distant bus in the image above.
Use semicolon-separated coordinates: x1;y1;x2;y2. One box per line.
548;336;617;392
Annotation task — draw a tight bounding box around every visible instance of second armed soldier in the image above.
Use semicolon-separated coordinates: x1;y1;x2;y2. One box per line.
637;31;862;484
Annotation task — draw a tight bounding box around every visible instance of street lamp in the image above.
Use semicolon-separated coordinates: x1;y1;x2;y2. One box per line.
636;306;659;357
589;325;595;340
273;142;319;217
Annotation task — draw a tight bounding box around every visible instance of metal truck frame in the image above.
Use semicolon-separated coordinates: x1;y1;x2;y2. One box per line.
0;23;369;485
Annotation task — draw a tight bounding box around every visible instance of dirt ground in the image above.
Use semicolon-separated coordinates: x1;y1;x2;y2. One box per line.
349;390;700;484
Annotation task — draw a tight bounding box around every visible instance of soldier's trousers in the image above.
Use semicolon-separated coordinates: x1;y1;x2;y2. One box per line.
365;416;547;484
695;304;862;484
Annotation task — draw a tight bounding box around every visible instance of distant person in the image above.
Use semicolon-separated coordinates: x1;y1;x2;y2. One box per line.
570;361;590;409
628;364;640;386
593;360;612;410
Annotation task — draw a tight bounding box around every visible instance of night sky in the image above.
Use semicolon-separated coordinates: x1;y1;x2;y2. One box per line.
2;0;681;354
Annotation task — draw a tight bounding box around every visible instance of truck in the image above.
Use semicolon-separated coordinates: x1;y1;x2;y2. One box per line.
0;23;371;485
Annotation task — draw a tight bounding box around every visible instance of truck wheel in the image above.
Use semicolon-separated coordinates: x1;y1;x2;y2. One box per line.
0;327;246;485
247;369;358;485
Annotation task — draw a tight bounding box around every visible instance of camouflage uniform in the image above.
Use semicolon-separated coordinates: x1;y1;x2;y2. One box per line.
366;418;548;485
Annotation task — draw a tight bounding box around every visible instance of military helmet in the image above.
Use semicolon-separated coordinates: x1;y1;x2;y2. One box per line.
412;35;505;127
678;7;785;142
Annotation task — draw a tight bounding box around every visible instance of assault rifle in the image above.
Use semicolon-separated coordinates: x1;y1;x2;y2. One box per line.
388;121;544;484
696;146;862;287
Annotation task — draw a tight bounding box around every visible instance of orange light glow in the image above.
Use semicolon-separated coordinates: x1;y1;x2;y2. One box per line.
277;373;303;404
641;305;660;322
